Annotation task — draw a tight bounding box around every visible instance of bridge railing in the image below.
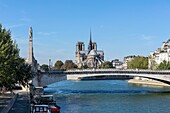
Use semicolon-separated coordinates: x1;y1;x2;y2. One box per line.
42;69;170;75
66;68;170;72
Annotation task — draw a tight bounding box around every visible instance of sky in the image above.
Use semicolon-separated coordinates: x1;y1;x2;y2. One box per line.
1;0;170;65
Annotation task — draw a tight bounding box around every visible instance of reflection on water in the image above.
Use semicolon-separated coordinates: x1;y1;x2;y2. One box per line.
44;80;170;113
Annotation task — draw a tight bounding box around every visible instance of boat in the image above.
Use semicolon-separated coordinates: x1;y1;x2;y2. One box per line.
31;104;60;113
30;87;60;113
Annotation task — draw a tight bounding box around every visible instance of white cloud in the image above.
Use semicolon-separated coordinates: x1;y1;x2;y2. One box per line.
20;18;31;22
37;32;58;36
8;24;25;29
141;35;153;41
19;10;31;22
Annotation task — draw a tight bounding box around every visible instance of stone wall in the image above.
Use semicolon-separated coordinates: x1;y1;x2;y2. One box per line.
32;73;67;87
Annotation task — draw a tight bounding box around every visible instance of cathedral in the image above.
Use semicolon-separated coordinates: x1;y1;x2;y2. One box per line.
75;32;104;68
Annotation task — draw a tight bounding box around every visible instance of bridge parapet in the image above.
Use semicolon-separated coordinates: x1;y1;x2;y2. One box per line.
66;69;170;72
65;69;170;75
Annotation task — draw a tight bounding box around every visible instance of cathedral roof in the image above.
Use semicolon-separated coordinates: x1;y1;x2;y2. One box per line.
89;49;97;56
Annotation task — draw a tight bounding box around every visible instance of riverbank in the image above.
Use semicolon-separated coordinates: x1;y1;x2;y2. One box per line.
128;78;170;87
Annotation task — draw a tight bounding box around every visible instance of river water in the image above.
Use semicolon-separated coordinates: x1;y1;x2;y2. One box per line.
44;80;170;113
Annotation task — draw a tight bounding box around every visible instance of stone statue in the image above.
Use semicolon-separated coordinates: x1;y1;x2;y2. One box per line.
29;27;33;40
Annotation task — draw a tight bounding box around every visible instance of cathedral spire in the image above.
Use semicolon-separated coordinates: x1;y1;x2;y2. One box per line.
90;29;92;43
88;29;93;53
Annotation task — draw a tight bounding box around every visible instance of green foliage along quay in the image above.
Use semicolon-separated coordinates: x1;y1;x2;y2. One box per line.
99;61;113;69
63;60;77;70
53;60;77;70
41;64;49;72
0;24;34;91
127;56;148;69
54;60;64;70
157;60;170;70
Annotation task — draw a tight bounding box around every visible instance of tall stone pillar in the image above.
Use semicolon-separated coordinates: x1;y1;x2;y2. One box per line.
28;27;33;65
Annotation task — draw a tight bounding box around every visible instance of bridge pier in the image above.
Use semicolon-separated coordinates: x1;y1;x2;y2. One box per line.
32;72;67;87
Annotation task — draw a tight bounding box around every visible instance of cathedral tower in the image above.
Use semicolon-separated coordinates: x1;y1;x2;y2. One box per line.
76;42;85;52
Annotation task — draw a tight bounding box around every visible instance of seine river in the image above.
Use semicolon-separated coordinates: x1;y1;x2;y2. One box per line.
44;80;170;113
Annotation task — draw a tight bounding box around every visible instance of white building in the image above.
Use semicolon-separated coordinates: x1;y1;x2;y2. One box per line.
149;39;170;69
123;55;136;69
112;59;123;69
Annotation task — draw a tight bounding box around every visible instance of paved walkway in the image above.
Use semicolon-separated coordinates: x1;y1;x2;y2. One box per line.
9;91;30;113
0;92;14;113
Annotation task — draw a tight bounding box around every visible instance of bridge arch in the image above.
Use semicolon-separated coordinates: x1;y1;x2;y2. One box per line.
66;69;170;85
77;74;170;85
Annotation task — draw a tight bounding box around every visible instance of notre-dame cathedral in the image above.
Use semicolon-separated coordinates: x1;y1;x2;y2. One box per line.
75;32;104;68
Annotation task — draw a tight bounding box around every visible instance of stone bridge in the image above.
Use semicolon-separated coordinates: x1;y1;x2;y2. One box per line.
32;69;170;87
66;69;170;83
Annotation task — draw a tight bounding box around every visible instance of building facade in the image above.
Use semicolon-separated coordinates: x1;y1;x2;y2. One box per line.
75;32;104;68
149;39;170;69
112;59;123;69
123;55;136;69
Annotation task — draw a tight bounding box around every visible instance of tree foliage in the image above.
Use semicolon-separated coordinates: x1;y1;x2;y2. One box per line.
64;60;77;70
99;61;113;69
41;64;49;72
54;60;63;70
16;63;34;87
0;24;33;90
157;60;170;70
127;56;148;69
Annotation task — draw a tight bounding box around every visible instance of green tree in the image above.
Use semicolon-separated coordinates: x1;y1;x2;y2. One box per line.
63;60;77;70
157;60;170;70
0;25;19;90
41;64;49;72
99;61;113;69
127;56;148;69
16;63;34;87
54;60;63;70
0;24;33;90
